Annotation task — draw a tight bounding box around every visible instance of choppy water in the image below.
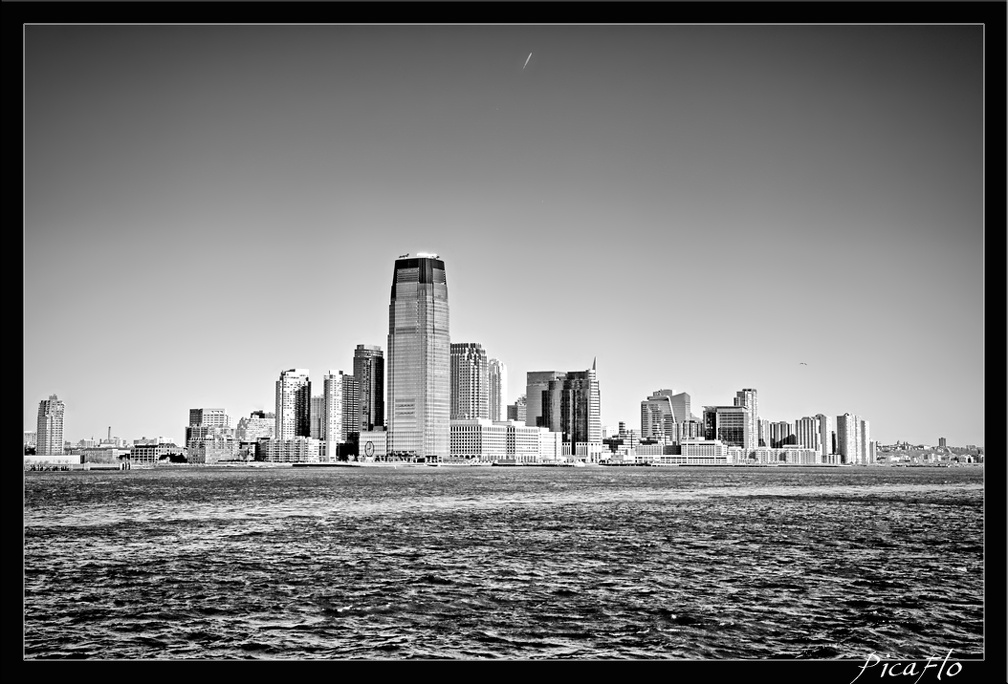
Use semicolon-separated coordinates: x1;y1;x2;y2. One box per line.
23;465;984;659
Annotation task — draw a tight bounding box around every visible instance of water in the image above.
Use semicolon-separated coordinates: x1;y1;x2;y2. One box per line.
23;465;984;659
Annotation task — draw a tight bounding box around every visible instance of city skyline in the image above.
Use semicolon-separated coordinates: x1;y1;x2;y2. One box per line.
24;25;985;447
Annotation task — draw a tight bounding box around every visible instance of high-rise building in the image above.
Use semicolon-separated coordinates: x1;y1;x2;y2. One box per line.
938;437;947;448
537;359;602;445
815;414;835;458
703;405;751;449
275;369;311;440
641;389;679;441
525;371;565;428
310;395;325;440
387;253;450;460
794;416;822;452
860;419;871;465
341;374;359;442
836;413;859;464
353;345;385;433
733;388;758;452
451;342;488;420
488;358;507;422
36;394;65;456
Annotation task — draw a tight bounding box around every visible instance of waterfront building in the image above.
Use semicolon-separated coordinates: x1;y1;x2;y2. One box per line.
186;408;234;458
507;394;527;423
488;358;507;422
449;418;506;463
759;419;771;448
353;344;385;432
860;419;871;465
836;413;860;464
733;388;759;451
679;439;729;464
130;442;184;465
387;253;450;461
542;361;602;446
24;431;37;450
451;342;488;420
36;394;65;456
235;411;275;442
702;405;751;450
319;372;345;456
358;428;388;461
258;437;321;464
275;369;311;440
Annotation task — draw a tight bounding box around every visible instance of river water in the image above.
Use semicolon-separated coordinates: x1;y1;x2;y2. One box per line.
23;465;984;659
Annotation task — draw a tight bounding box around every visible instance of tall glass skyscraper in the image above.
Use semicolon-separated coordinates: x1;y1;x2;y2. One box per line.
387;254;450;460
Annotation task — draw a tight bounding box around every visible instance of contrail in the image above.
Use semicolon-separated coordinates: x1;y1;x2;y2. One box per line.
523;52;532;70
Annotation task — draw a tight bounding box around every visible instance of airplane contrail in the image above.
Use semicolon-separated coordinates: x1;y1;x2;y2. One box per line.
523;52;532;70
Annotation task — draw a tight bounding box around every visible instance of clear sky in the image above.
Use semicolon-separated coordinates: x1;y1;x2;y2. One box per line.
24;24;985;447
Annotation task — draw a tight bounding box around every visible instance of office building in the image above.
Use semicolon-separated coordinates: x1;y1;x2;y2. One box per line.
36;394;65;456
320;372;345;449
353;344;385;432
451;342;488;420
525;371;564;429
938;437;947;448
794;416;821;452
703;405;751;450
641;389;679;441
387;253;450;460
733;388;759;451
488;358;507;422
275;369;311;440
536;360;602;445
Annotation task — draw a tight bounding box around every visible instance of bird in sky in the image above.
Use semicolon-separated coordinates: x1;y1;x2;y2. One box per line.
800;362;808;366
523;52;533;70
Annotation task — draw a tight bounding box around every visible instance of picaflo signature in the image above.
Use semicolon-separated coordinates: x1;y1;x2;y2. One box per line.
851;650;963;684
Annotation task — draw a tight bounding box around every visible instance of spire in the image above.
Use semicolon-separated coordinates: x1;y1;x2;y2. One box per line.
592;356;597;371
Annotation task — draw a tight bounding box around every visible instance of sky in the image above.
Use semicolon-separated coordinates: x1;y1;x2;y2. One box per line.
23;24;985;448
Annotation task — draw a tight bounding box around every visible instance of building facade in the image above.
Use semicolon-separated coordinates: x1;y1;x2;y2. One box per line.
641;389;678;441
235;411;275;442
703;405;751;450
507;394;527;423
733;388;758;451
387;253;450;460
275;369;311;440
353;344;385;433
450;342;488;420
36;394;65;456
487;358;507;422
537;360;602;445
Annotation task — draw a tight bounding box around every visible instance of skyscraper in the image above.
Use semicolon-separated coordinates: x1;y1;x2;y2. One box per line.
341;374;359;441
641;389;678;441
387;253;450;460
451;342;488;420
525;371;565;428
836;413;859;464
703;405;751;449
353;344;385;433
487;358;507;422
275;369;311;440
321;372;344;444
36;394;65;455
536;360;602;445
733;388;758;452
